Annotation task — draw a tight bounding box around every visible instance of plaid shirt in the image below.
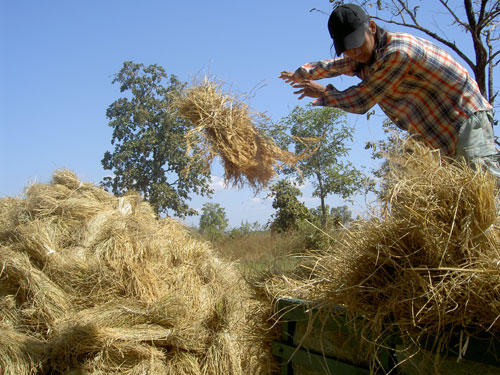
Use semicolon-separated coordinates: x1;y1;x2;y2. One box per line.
294;30;492;155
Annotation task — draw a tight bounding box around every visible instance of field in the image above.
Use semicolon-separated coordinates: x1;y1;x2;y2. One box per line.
4;136;500;374
201;230;309;277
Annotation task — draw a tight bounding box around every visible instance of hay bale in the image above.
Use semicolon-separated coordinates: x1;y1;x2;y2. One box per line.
0;327;44;375
174;78;302;190
0;197;25;244
0;246;72;334
271;139;500;371
0;170;273;374
45;322;169;375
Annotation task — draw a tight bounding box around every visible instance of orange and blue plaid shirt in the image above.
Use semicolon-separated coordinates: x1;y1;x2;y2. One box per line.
294;30;492;155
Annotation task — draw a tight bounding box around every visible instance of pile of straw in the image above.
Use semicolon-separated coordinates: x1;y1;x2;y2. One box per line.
174;78;303;190
0;170;273;374
269;139;500;368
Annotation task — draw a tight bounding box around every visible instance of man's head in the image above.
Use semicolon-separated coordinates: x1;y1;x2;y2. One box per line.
328;3;377;63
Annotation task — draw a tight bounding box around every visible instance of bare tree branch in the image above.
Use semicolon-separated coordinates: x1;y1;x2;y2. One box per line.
396;0;419;26
464;0;478;33
487;50;500;65
479;9;500;29
370;15;475;69
438;0;469;30
478;0;488;27
392;0;408;24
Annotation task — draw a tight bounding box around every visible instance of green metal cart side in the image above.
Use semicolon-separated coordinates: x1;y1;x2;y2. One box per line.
272;297;500;375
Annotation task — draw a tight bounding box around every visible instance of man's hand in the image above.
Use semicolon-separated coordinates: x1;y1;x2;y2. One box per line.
279;71;300;85
292;80;327;100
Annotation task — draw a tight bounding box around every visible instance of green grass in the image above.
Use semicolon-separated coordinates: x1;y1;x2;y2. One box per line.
209;230;308;277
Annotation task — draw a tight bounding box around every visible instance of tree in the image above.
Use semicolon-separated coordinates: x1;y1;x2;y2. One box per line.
268;179;312;233
310;204;354;226
199;202;229;240
332;0;500;107
239;220;263;233
364;118;408;198
305;204;354;249
102;61;212;217
228;220;263;238
277;105;367;225
329;205;353;226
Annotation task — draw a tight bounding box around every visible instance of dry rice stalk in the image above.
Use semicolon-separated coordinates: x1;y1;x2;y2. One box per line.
201;332;243;375
0;327;44;375
45;322;168;375
0;197;25;244
0;246;72;336
173;78;306;190
162;351;201;375
272;139;500;372
0;170;274;374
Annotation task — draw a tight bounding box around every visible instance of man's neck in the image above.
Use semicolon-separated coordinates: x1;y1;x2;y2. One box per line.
362;26;386;67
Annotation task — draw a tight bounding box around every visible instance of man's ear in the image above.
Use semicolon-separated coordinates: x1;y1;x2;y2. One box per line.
369;20;376;34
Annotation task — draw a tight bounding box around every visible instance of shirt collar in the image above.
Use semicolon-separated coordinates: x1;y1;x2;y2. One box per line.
369;26;388;66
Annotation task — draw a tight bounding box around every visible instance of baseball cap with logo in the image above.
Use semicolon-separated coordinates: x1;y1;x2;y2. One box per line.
328;4;369;56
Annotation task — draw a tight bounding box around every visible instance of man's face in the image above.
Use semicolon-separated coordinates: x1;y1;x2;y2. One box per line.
343;22;376;63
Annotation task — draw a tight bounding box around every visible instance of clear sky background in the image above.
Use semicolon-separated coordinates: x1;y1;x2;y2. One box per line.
1;1;497;228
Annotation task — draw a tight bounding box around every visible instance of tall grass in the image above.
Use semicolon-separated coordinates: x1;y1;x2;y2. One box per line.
210;231;308;277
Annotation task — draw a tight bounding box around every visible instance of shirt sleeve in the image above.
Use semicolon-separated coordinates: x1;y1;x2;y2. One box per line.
294;57;358;80
312;50;410;114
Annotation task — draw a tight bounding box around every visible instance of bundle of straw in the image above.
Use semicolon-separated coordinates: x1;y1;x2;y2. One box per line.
174;78;303;190
0;327;44;375
270;139;500;371
0;169;274;374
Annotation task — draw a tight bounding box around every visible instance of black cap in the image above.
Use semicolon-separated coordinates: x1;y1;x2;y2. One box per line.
328;4;369;56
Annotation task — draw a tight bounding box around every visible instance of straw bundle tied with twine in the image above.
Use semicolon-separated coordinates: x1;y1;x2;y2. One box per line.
0;170;275;375
267;139;500;373
173;78;312;190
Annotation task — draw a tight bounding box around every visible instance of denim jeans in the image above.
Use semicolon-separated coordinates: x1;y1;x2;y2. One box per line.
455;111;500;179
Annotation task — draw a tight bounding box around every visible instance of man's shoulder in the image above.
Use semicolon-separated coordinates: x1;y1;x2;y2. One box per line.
386;32;425;48
384;31;431;58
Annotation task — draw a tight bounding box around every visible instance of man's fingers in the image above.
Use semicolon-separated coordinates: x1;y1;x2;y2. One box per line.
279;75;297;85
292;81;325;99
293;80;310;88
293;89;307;99
280;71;306;85
279;71;293;80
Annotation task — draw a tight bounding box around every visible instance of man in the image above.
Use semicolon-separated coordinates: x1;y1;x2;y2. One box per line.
280;3;500;178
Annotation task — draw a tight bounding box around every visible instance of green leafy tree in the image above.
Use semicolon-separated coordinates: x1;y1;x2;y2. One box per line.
102;61;212;217
300;204;353;249
199;202;229;241
229;220;263;238
310;204;353;227
268;179;311;233
364;118;407;198
329;205;353;226
278;105;368;225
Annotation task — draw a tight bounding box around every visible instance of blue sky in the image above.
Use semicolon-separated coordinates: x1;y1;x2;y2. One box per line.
1;1;497;228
